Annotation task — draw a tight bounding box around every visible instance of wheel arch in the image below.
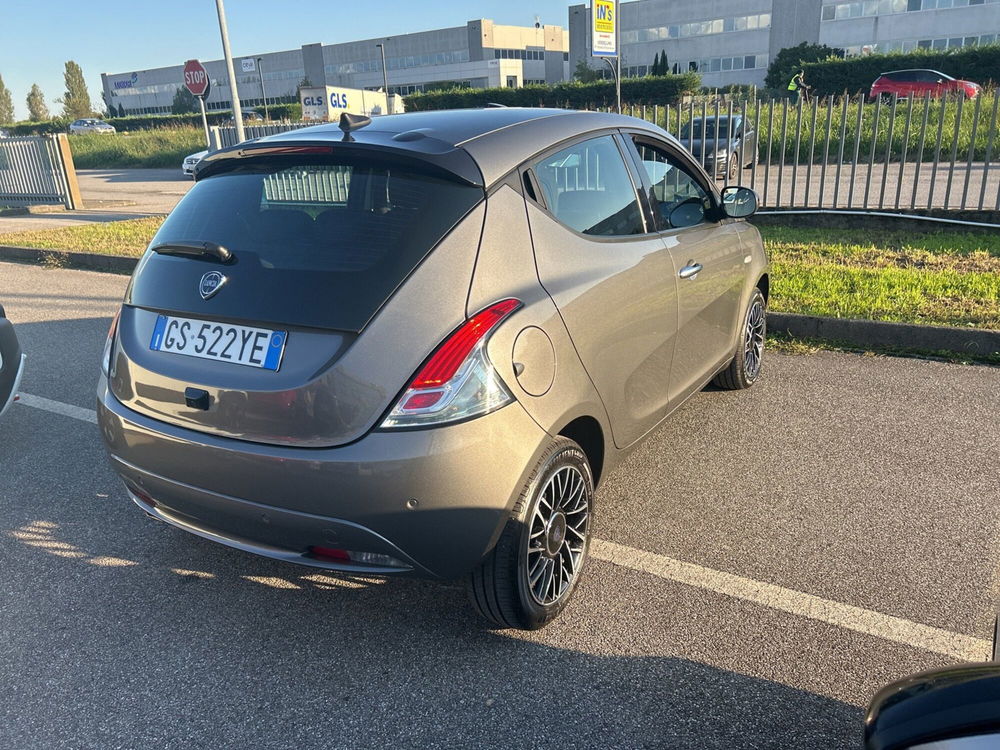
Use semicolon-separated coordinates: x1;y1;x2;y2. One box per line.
557;415;606;488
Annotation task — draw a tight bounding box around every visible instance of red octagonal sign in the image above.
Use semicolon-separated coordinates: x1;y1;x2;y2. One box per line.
183;59;210;98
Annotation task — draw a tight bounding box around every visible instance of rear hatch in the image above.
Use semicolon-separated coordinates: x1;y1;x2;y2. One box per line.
110;147;484;447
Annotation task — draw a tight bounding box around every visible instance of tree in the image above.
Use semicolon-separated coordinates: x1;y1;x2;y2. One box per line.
765;42;844;91
651;52;661;76
0;74;13;124
171;86;198;114
26;83;50;121
573;59;602;83
61;60;93;118
117;102;126;117
658;49;670;76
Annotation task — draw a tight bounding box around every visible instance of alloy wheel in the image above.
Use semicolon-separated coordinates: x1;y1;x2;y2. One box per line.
743;297;765;381
525;465;590;606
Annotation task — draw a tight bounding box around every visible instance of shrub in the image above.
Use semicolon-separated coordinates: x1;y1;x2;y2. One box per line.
802;44;1000;97
404;74;702;111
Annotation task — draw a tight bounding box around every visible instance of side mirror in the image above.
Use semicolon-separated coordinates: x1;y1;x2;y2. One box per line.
720;186;758;219
865;663;1000;750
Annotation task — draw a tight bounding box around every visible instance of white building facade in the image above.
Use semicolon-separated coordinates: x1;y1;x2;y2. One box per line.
101;19;569;116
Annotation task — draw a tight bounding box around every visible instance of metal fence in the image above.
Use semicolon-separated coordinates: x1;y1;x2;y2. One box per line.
0;134;80;209
206;96;1000;213
210;123;316;151
618;92;1000;212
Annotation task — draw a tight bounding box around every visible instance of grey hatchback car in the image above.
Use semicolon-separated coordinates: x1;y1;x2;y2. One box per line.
98;108;768;629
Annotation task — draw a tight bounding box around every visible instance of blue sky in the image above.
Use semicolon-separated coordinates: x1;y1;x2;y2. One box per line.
1;0;573;120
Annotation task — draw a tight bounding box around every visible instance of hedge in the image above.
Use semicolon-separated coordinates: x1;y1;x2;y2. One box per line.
8;103;304;136
403;73;702;111
801;44;1000;97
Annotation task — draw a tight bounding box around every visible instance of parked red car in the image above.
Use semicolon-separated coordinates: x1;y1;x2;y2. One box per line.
869;69;980;101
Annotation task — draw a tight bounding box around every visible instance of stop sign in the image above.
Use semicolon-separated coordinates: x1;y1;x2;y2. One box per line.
183;59;210;98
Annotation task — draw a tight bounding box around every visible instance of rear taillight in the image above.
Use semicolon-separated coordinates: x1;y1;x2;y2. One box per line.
380;299;521;429
102;308;121;377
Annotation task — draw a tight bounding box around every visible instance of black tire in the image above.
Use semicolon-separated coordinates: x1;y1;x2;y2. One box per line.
728;152;740;182
468;437;594;630
713;287;766;390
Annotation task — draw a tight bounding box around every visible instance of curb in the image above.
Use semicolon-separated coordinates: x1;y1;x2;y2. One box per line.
0;245;137;274
769;312;999;357
1;245;996;356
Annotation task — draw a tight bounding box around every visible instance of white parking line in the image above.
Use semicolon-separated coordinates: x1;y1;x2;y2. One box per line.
590;539;990;662
16;392;991;661
17;392;97;424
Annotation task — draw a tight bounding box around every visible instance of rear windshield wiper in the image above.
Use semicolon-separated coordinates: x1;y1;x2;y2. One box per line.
150;241;233;263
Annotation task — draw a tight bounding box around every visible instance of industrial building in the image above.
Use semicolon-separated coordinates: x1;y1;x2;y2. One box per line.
101;19;569;115
569;0;999;88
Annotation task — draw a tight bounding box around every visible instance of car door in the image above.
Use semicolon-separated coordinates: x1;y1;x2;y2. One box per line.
526;132;679;449
624;133;747;404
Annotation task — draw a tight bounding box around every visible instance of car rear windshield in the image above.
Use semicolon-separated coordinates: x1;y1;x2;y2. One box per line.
681;119;739;139
136;156;483;332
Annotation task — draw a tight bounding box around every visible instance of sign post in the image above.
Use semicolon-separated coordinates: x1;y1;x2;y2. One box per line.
591;0;621;113
183;59;212;149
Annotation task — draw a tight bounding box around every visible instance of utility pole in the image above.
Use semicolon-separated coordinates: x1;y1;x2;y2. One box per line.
256;57;268;121
376;42;391;114
214;0;245;142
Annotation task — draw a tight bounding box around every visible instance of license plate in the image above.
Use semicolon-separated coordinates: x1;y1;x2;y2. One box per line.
150;314;287;371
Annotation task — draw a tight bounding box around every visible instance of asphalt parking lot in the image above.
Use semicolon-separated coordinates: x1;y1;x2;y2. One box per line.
2;260;998;749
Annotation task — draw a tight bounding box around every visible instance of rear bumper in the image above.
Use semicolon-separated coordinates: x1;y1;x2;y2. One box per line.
97;379;550;579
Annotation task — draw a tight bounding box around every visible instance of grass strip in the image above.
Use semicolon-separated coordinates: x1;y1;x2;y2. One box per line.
0;217;164;256
1;219;997;330
68;129;204;169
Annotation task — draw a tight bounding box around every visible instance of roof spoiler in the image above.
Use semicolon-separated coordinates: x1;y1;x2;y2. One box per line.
194;138;484;187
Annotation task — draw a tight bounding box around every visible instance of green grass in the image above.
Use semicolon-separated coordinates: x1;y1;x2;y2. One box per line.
0;217;164;255
1;218;997;331
759;226;1000;329
650;92;999;163
68;128;205;169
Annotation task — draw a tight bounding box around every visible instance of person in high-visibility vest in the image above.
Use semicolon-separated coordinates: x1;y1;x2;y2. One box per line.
788;70;808;104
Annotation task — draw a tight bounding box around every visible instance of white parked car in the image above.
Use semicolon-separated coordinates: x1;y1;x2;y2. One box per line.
182;149;209;178
69;119;116;135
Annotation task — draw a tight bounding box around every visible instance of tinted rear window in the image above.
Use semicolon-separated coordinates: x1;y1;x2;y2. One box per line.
132;157;483;332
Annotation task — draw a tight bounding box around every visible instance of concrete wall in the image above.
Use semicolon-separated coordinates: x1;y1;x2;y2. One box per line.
819;3;1000;51
769;0;823;62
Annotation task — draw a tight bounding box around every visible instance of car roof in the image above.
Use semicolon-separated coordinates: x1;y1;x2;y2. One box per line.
239;108;677;188
883;69;948;75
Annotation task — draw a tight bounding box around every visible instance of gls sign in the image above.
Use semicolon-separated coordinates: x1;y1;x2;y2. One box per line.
300;92;350;108
301;94;348;108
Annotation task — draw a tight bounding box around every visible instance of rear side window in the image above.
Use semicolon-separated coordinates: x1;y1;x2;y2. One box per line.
533;135;645;237
139;157;484;332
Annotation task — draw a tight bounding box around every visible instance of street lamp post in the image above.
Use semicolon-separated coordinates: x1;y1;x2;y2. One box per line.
376;42;391;114
214;0;245;142
256;57;268;121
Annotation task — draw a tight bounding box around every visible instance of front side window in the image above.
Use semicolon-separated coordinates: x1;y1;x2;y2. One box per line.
631;139;713;230
533;135;645;237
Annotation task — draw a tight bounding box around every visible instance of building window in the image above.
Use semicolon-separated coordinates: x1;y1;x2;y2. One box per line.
823;0;997;21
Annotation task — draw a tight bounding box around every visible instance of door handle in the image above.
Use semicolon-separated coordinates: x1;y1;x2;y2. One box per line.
679;262;702;280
